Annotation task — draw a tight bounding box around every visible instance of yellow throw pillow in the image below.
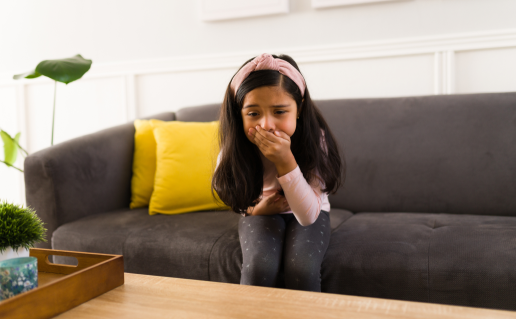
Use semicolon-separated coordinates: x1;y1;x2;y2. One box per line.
130;119;167;209
149;121;230;215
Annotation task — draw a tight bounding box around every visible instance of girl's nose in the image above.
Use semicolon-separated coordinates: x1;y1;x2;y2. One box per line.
260;115;275;132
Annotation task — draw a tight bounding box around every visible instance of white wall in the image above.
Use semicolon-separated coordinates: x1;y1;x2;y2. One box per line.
1;0;516;72
1;0;516;206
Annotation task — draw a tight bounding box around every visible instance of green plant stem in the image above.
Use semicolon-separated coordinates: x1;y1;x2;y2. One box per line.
13;140;28;157
0;160;23;172
51;80;57;146
18;145;28;157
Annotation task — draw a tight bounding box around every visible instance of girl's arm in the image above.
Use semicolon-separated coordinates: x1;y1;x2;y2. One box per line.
245;194;289;216
277;166;325;226
277;131;328;226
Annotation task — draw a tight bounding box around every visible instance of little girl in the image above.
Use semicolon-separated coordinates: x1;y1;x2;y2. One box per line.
212;53;344;292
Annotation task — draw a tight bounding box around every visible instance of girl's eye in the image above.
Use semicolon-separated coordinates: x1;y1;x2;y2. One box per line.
246;111;286;117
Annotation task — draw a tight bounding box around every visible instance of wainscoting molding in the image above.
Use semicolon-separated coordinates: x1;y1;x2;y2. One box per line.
2;28;516;102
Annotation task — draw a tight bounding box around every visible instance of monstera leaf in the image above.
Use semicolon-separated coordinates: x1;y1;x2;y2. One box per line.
13;54;92;84
1;131;21;166
12;54;92;147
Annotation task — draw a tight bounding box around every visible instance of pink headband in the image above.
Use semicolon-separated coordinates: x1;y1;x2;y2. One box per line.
230;53;306;99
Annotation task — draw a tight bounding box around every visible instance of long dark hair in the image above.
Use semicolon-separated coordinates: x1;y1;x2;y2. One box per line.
211;54;345;215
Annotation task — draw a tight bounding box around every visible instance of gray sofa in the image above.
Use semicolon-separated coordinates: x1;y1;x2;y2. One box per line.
25;92;516;311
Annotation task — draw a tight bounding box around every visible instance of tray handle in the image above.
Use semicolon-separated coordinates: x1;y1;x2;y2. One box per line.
30;248;116;275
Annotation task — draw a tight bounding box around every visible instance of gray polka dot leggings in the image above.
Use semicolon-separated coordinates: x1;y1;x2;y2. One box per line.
238;210;331;292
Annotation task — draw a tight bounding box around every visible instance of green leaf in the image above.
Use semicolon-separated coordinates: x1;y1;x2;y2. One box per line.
0;130;20;166
36;54;92;84
13;69;42;80
14;132;21;148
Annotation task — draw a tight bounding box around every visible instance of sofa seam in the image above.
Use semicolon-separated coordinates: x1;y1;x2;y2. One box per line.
207;221;238;281
330;212;355;234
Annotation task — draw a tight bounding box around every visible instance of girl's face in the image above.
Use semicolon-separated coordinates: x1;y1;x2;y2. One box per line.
241;86;299;144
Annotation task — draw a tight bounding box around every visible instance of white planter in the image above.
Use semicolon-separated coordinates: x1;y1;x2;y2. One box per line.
0;247;30;262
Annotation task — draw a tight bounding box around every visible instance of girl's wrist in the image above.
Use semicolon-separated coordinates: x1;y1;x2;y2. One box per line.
275;152;297;177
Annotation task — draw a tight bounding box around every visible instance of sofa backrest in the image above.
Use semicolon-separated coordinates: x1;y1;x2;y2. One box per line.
173;92;516;216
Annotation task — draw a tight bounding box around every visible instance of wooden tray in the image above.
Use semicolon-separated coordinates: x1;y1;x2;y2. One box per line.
0;248;124;319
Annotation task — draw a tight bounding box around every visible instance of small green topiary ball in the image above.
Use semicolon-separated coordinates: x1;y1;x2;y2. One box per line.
0;200;47;253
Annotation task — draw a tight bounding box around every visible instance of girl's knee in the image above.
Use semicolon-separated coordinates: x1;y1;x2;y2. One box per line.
242;260;278;276
283;264;322;292
240;255;281;287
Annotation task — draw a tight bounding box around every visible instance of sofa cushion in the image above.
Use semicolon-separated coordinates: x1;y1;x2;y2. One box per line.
52;208;353;281
323;212;516;311
52;208;155;256
53;209;239;279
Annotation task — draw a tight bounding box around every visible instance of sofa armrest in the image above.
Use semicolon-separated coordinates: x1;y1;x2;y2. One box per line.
25;113;175;248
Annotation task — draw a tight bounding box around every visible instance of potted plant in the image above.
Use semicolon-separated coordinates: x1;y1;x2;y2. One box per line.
0;201;47;261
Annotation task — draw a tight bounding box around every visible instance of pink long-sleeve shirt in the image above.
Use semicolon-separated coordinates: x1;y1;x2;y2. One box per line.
215;132;330;226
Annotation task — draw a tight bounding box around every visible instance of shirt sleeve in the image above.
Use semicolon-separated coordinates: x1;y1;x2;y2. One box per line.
277;166;325;226
277;130;328;226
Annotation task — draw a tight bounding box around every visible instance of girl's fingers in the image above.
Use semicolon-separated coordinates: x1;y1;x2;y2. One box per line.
247;130;255;143
256;125;279;139
274;130;290;142
253;134;270;149
248;129;258;146
254;126;275;145
250;130;266;149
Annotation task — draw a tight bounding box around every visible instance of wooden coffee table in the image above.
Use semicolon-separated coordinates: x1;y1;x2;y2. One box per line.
53;273;516;319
